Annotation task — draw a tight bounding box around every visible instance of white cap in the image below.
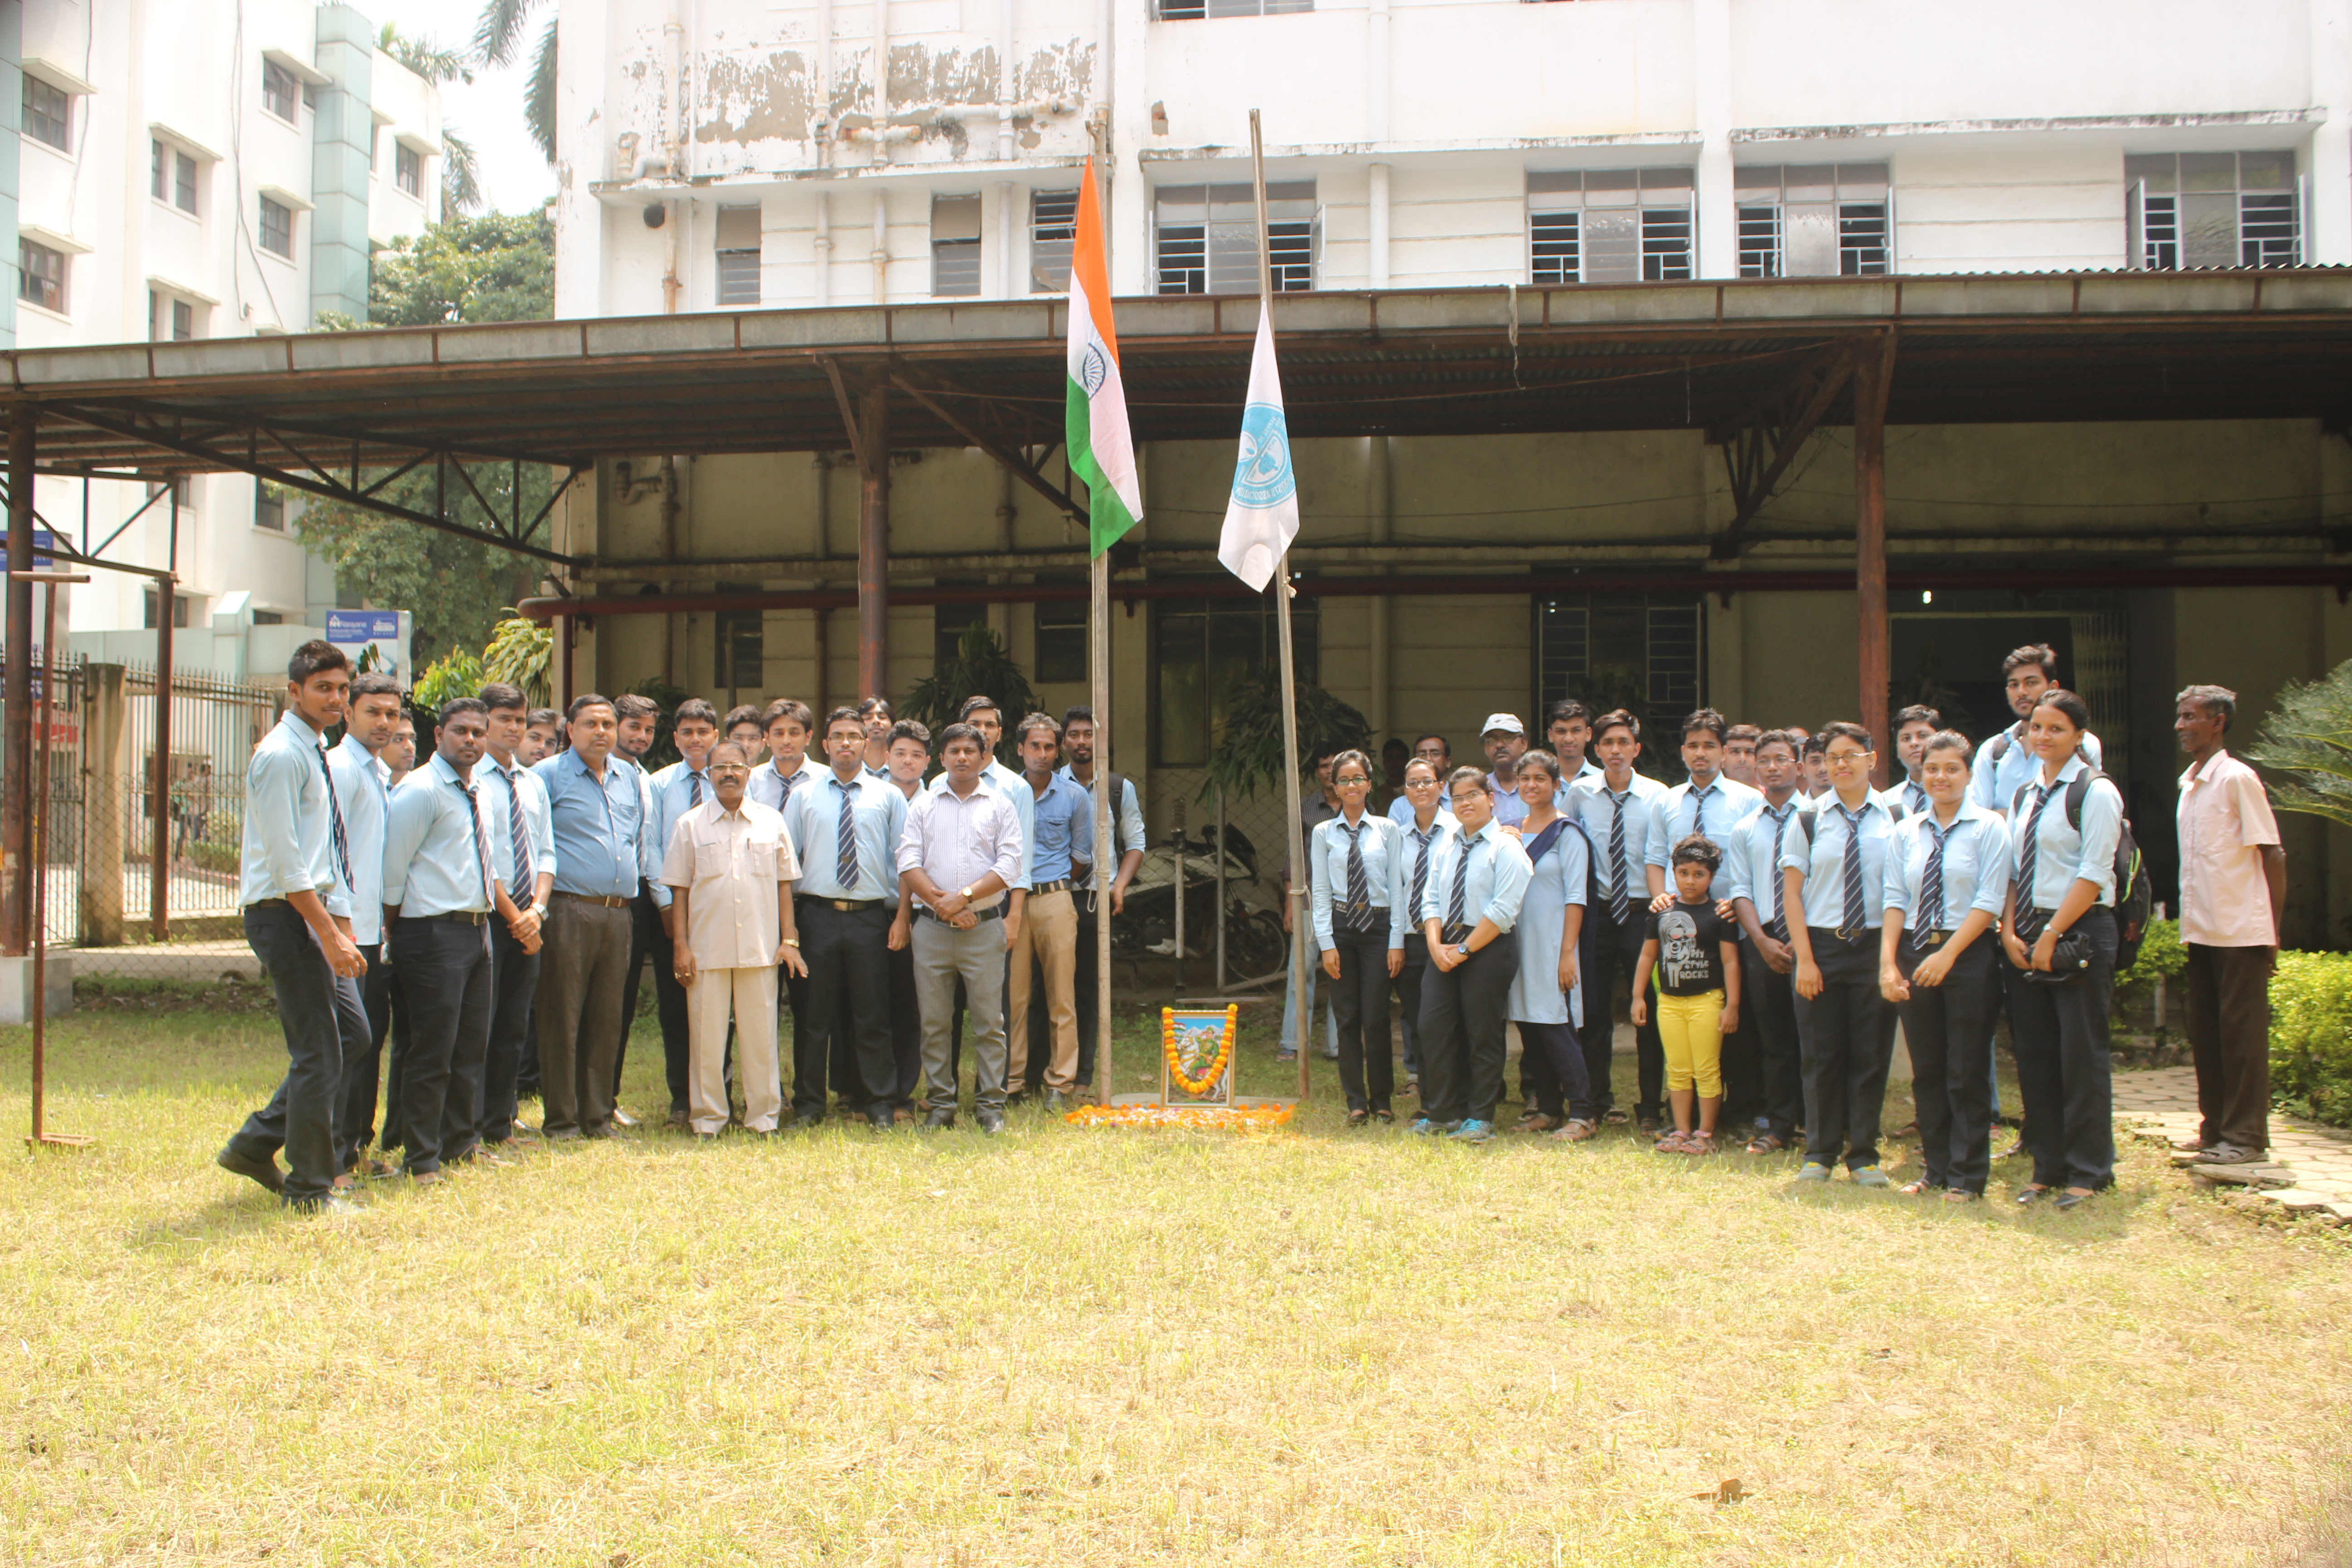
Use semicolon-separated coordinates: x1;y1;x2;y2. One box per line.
1480;713;1524;737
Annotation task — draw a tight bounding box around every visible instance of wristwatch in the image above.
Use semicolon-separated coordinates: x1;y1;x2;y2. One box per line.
960;884;974;901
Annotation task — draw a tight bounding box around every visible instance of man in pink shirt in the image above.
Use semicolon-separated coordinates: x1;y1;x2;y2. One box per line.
2174;685;2286;1164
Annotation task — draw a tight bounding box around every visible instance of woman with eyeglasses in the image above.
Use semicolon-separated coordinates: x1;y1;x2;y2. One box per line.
1999;689;2125;1210
1504;750;1595;1140
1389;756;1452;1103
1310;750;1406;1126
1414;767;1533;1143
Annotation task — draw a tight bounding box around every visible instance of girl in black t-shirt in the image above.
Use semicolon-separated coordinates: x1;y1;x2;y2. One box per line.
1632;835;1743;1154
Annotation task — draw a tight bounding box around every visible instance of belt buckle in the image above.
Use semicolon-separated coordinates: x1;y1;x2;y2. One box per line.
1923;930;1947;947
1836;924;1859;944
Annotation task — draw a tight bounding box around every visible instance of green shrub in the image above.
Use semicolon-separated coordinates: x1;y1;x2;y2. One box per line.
2269;950;2352;1129
2117;917;2186;992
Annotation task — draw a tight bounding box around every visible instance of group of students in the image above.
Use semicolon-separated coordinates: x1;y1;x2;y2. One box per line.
1301;642;2136;1207
215;637;1146;1212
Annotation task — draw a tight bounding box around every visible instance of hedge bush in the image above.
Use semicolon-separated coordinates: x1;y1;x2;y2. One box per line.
2269;950;2352;1129
2117;917;2186;992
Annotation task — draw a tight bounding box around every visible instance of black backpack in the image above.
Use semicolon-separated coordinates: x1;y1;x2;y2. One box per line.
2011;769;2151;970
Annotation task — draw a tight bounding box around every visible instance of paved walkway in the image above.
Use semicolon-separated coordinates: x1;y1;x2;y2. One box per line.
2114;1066;2352;1222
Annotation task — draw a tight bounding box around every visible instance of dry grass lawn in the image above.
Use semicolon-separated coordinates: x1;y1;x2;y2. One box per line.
4;987;2351;1567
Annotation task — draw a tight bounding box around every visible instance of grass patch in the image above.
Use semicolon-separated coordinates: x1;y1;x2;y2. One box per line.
2;1001;2348;1565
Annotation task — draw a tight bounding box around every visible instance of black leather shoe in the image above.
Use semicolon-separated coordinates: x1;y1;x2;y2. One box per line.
2014;1185;2049;1206
922;1109;956;1129
976;1109;1006;1134
216;1144;285;1195
866;1106;892;1131
2053;1188;2098;1211
790;1113;823;1131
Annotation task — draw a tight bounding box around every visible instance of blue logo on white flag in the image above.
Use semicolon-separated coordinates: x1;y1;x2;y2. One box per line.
1231;402;1295;510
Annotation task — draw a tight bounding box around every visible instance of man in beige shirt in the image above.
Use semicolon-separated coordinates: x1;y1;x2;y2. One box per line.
2175;686;2287;1163
664;743;808;1137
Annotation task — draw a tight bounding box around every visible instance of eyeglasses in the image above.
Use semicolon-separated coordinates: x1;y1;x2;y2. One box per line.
1405;776;1440;789
708;764;750;775
1449;792;1486;806
1334;774;1372;787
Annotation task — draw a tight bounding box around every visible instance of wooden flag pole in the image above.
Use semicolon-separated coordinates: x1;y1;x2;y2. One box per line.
1091;510;1113;1106
1248;109;1310;1102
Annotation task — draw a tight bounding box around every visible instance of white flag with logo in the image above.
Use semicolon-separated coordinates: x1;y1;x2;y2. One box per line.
1217;312;1299;593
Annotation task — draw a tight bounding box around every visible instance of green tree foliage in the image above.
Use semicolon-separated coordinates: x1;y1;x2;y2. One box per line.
1203;668;1371;804
294;212;555;671
472;0;559;162
903;623;1039;768
2245;658;2352;830
2270;951;2352;1128
482;616;554;708
412;648;485;715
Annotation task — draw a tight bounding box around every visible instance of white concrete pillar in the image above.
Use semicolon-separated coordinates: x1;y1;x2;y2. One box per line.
1691;0;1736;279
1369;163;1392;289
2310;0;2352;265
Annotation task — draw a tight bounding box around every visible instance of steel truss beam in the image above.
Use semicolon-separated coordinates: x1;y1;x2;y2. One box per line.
41;403;587;568
1708;338;1871;560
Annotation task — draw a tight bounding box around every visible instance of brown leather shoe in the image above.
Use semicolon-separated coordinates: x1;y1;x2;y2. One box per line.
1517;1110;1564;1133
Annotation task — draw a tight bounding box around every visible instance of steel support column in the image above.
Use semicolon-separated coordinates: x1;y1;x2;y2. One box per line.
856;379;891;699
5;411;36;955
1853;333;1896;787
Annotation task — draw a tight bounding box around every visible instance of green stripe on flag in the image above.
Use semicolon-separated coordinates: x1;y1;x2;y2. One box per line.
1067;378;1140;559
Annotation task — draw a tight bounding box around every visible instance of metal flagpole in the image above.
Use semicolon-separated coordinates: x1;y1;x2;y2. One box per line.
1091;512;1113;1106
1248;109;1311;1102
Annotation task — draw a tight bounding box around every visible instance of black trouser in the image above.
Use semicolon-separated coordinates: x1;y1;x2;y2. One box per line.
617;889;691;1113
381;947;417;1154
1895;933;1999;1193
230;901;371;1205
1794;929;1896;1171
1416;930;1518;1125
387;915;495;1173
793;899;895;1120
1582;904;1664;1119
1327;923;1396;1113
2006;908;2118;1191
2186;941;2273;1153
1396;934;1431;1080
482;918;541;1145
841;938;923;1108
1738;943;1804;1141
334;940;407;1171
1517;1019;1591;1121
1071;890;1104;1088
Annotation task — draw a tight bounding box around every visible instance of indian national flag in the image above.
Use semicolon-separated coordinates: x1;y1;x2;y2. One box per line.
1065;159;1142;557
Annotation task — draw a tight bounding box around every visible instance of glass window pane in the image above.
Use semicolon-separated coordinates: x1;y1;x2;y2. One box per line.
2180;152;2238;193
2239;151;2293;191
1582;207;1639;282
2180;191;2237;268
1531;210;1580;284
2123;154;2177;193
1030;190;1078;292
1737;205;1781;278
1640;206;1692;281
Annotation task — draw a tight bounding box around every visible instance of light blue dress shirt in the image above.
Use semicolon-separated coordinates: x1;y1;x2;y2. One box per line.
1055;765;1147;885
382;753;500;918
328;732;392;945
986;758;1037;886
1552;758;1604;814
1970;723;2104;814
1418;819;1535;936
2009;756;2125;910
1309;810;1402;951
1882;804;2012;930
532;749;655;899
1566;772;1671;915
1389;813;1450;947
645;759;715;909
1877;776;1932;818
240;710;340;909
1722;795;1813;935
1779;791;1903;932
1386;794;1456;831
785;769;910;902
745;754;823;815
479;755;557;905
1645;775;1764;874
1018;772;1095;884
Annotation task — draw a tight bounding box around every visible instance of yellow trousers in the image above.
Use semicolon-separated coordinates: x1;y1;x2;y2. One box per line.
1655;989;1725;1098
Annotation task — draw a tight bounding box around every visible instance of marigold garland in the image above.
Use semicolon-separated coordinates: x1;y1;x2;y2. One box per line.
1062;1102;1295;1131
1162;1006;1237;1098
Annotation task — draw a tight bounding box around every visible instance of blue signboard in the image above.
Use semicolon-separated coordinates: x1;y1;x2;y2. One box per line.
326;610;403;643
31;527;58;570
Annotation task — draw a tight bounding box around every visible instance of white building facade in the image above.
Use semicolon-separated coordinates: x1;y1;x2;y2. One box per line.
2;0;442;672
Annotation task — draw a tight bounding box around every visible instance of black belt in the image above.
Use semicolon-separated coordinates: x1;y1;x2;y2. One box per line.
1439;923;1473;946
1029;878;1071;895
798;896;883;912
408;910;490;926
916;902;1004;924
553;890;630;908
1337;901;1389;933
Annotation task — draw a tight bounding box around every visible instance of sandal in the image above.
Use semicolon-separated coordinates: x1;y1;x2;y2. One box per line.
1897;1178;1940;1196
1550;1118;1597;1143
1744;1133;1789;1156
1346;1109;1370;1129
1652;1129;1690;1154
1683;1131;1716;1156
1518;1111;1564;1133
1602;1107;1629;1126
1370;1108;1395;1125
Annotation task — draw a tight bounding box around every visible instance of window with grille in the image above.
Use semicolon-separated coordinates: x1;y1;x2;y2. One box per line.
712;207;762;305
255;485;284;530
1034;597;1088;684
1151;593;1320;768
715;603;764;690
1154;183;1318;296
151;292;196;342
931;194;982;297
1534;593;1704;769
396;143;422;198
1157;0;1313;16
23;75;71;151
1733;164;1891;278
143;591;194;630
1030;190;1078;292
175;151;198;213
262;60;300;122
2127;152;2302;270
18;240;66;314
1526;168;1693;284
259;196;294;258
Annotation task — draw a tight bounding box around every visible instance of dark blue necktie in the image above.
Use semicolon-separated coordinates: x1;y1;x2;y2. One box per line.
833;779;859;889
1447;835;1471;931
689;769;703;807
1836;804;1867;934
1690;784;1707;840
1607;791;1631;925
502;765;532;899
462;780;494;908
318;744;353;892
1920;818;1950;931
1767;805;1792;941
1410;828;1433;918
1341;821;1372;931
2015;784;2053;934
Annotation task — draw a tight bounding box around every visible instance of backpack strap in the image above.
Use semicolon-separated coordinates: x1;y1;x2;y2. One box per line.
1989;728;2013;764
2064;767;2107;833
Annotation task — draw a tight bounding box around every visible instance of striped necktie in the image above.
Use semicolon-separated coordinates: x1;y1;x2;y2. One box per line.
1919;817;1950;932
1340;821;1372;932
689;769;703;807
1836;804;1867;934
1690;784;1707;840
1906;780;1927;816
1767;805;1792;941
463;780;495;909
317;744;354;892
2014;784;2053;935
1409;827;1433;919
502;765;533;901
1447;833;1471;931
833;778;860;889
1607;791;1632;926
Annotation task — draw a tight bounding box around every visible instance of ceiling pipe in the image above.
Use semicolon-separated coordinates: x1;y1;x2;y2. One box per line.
517;560;2352;623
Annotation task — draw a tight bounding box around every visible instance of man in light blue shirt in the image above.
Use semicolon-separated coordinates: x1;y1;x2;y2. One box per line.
1721;728;1813;1150
1567;710;1671;1128
1057;706;1143;1093
1388;734;1459;828
477;683;557;1149
530;696;653;1139
380;698;504;1179
1481;713;1534;828
1970;645;2104;814
1877;704;1942;818
1544;701;1606;814
329;671;403;1180
638;699;722;1125
1643;709;1763;902
218;642;372;1213
1005;713;1095;1106
746;698;823;814
787;705;914;1127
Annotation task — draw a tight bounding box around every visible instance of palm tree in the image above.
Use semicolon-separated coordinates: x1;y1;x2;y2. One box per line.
377;24;473;86
440;131;483;221
473;0;559;164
